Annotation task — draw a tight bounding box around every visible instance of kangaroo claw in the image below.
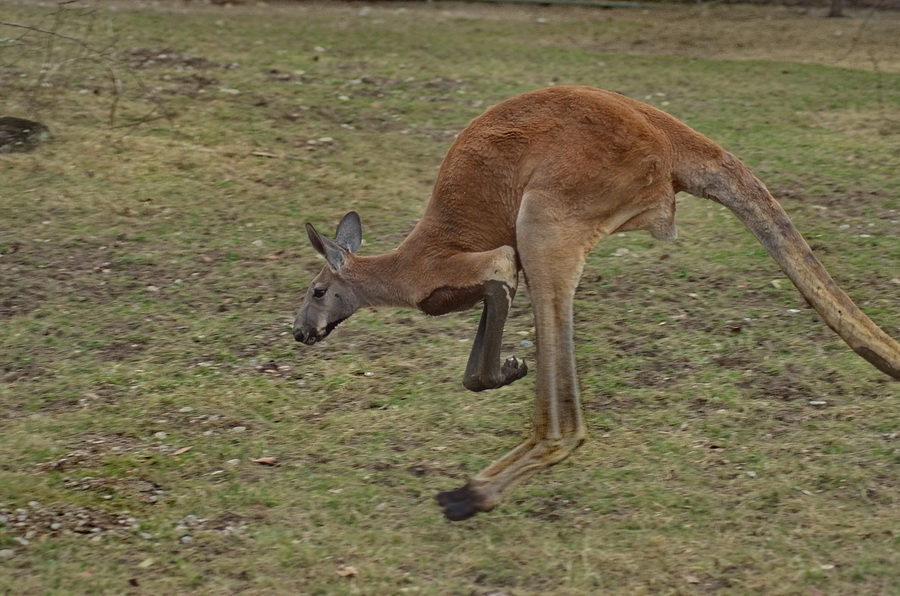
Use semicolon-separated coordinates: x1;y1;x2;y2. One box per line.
501;356;528;383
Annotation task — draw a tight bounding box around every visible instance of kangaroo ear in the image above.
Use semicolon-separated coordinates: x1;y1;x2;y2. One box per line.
306;222;348;272
334;211;362;253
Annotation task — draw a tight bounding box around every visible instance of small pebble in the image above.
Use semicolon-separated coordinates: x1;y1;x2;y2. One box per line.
180;535;193;543
0;549;14;559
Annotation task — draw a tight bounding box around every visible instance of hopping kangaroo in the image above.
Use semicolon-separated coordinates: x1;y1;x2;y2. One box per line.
294;86;900;521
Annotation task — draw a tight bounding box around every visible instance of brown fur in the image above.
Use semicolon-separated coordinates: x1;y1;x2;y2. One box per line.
294;86;899;521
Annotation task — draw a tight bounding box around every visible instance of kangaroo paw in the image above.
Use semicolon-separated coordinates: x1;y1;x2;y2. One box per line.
435;483;493;521
462;357;527;392
501;356;528;384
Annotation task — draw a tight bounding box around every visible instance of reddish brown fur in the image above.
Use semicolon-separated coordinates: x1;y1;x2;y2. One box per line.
294;86;899;521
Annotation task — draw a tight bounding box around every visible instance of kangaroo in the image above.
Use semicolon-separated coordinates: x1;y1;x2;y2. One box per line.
293;86;900;521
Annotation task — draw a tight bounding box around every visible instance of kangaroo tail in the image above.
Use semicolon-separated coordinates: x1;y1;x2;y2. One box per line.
676;145;899;380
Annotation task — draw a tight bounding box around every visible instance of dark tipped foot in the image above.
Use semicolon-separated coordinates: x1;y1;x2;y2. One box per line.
436;484;490;521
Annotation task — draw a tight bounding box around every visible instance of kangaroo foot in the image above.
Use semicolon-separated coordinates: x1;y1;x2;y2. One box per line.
436;483;495;521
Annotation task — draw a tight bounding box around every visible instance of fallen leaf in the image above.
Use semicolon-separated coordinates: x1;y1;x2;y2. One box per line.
172;446;192;456
266;250;286;260
137;557;154;568
336;565;358;578
251;457;279;466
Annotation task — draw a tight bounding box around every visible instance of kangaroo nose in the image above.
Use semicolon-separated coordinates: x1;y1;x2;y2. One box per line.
294;326;319;345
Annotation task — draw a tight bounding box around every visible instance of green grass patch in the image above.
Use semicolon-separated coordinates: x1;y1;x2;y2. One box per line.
1;1;898;595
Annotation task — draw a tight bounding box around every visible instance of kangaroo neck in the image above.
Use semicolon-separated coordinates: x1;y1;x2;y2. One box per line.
346;250;423;309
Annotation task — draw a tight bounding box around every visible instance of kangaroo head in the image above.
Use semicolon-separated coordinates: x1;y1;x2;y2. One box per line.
293;211;363;345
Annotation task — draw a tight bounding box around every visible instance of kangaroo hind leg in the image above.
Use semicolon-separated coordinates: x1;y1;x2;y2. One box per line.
437;192;596;520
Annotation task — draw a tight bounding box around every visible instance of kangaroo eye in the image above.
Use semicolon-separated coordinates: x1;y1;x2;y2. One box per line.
313;288;327;298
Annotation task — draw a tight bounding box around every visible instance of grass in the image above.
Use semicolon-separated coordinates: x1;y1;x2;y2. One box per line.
1;1;898;594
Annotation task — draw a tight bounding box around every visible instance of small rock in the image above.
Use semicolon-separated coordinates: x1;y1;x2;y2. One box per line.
154;431;167;440
180;535;193;543
252;239;264;247
519;340;533;348
231;426;246;433
0;549;14;559
146;285;160;293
